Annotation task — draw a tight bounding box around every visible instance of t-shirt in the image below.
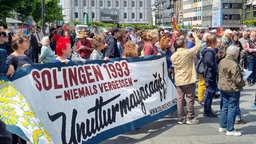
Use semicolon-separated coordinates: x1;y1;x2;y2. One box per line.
6;55;33;71
76;39;93;59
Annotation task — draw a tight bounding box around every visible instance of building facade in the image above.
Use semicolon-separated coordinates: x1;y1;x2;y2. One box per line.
63;0;151;24
182;0;243;28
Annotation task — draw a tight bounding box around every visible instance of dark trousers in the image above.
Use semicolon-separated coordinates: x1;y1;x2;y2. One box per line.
0;120;12;144
204;80;217;114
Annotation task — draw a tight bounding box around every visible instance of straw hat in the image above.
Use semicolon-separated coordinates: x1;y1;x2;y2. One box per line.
77;31;88;39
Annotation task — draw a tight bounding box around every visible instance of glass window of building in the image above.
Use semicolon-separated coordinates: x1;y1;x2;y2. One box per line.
139;1;143;7
224;15;228;20
83;0;86;6
116;1;119;7
132;1;135;7
108;1;111;7
75;0;78;6
92;12;95;18
124;1;127;7
83;12;86;17
140;13;143;19
92;0;95;7
100;0;103;6
124;13;127;19
132;13;135;19
75;12;78;18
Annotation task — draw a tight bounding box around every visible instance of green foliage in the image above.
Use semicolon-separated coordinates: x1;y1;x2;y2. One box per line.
0;0;20;25
243;20;256;26
15;0;37;22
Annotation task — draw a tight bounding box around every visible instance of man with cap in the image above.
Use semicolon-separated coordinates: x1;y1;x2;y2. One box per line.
104;28;121;60
76;31;93;60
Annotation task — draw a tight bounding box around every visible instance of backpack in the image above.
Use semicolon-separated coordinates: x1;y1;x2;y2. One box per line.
0;49;7;74
196;51;206;74
196;58;205;74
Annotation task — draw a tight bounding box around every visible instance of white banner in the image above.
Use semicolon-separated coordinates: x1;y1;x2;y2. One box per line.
9;56;177;144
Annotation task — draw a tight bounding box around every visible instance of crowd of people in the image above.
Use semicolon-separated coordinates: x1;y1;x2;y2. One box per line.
1;24;256;143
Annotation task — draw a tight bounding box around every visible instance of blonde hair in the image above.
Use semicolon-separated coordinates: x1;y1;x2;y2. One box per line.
91;35;105;48
123;41;138;57
41;36;50;46
159;36;170;51
146;29;158;42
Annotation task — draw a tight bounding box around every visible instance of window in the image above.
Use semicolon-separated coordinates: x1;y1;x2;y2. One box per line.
92;0;95;6
107;1;111;7
139;1;143;7
83;13;87;17
75;12;78;18
140;13;143;19
224;15;228;20
100;0;103;6
92;12;95;18
116;1;119;7
232;3;242;9
75;0;78;6
83;0;86;6
124;13;127;19
124;1;127;7
132;1;135;7
132;13;135;19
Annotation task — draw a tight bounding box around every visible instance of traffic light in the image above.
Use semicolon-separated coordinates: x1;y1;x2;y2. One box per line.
179;11;183;22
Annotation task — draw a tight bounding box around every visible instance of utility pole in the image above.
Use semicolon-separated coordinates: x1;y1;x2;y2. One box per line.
42;0;45;35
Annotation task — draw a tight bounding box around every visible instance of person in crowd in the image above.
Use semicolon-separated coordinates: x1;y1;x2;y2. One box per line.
128;28;138;45
34;27;44;51
222;29;233;46
90;35;106;60
137;30;147;56
54;37;72;63
76;31;93;60
6;35;32;71
170;30;180;51
51;29;60;52
171;32;201;125
122;40;138;58
218;45;245;136
39;36;55;63
197;32;211;105
244;31;256;86
117;29;127;57
201;35;218;117
104;28;121;60
141;29;160;56
186;32;195;49
28;28;40;63
231;34;242;61
0;31;13;55
239;31;249;69
159;35;174;82
91;25;98;36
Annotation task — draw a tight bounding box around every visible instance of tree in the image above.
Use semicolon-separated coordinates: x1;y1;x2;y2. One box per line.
0;0;21;26
31;0;63;24
15;0;37;23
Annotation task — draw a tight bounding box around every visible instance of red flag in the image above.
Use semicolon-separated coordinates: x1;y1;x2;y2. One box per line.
216;25;223;36
172;16;179;32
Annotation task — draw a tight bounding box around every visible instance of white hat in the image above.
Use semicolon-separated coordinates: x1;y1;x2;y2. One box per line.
225;29;232;34
210;29;217;33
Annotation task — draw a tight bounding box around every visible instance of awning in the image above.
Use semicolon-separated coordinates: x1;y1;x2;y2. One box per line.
252;0;256;5
6;18;22;24
247;0;253;5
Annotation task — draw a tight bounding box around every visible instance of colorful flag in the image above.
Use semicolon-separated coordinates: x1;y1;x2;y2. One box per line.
172;16;179;32
216;25;223;36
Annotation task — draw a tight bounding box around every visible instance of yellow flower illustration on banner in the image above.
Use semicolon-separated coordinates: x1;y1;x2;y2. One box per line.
0;105;18;125
0;79;53;143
